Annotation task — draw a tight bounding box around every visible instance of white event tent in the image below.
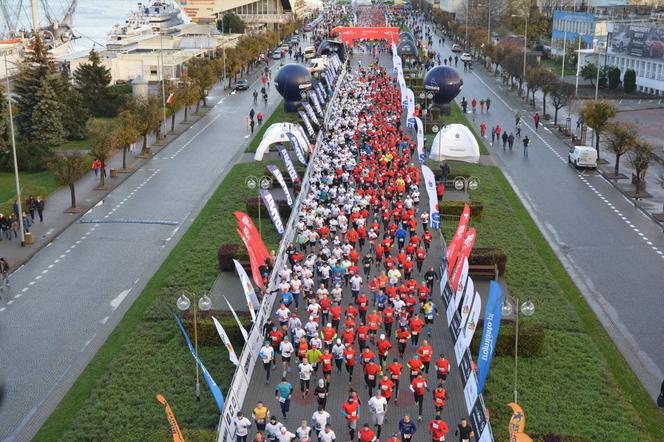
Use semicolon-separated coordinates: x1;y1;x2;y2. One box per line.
429;123;480;164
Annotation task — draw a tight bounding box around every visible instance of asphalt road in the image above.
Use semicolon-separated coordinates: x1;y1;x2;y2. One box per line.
427;29;664;400
0;61;284;441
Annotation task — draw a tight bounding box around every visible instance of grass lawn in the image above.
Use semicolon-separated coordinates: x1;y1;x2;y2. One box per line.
0;171;59;216
34;161;283;442
57;139;90;151
245;99;303;153
541;58;577;77
439;161;664;440
424;100;490;155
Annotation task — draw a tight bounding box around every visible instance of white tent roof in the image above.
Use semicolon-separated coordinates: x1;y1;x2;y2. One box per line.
254;122;310;161
429;124;480;164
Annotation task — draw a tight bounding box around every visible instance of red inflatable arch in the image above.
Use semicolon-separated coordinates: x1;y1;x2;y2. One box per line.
330;26;400;47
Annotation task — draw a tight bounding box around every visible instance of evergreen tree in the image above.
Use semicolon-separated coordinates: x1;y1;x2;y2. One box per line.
13;36;51;139
31;81;65;149
73;49;115;117
53;68;88;140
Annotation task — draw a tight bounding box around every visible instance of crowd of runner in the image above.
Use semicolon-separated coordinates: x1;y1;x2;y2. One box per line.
232;57;475;442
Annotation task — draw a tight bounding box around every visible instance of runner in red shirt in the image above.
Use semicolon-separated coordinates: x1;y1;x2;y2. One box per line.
378;374;395;403
320;348;334;386
359;423;377;442
415;247;426;272
364;360;382;395
396;326;410;357
341;396;360;441
366;310;381;342
407;354;424;382
409;373;428;420
343;343;356;383
409;314;425;346
429;415;449;442
330;302;342;331
387;358;403;401
376;333;392;366
357;323;370;350
361;347;376;366
435;354;450;383
432;383;447;414
417;340;434;373
382;305;395;339
356;293;370;322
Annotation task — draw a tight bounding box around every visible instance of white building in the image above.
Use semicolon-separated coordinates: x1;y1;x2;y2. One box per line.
179;0;307;27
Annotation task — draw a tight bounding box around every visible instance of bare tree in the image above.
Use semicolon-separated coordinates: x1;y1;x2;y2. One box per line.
628;139;653;195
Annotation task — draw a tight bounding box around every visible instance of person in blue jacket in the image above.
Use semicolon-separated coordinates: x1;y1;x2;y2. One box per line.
399;414;417;440
395;225;408;249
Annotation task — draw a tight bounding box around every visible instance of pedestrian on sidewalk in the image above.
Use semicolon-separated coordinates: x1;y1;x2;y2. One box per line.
26;195;36;221
257;112;263;126
508;132;515;151
92;159;100;177
479;121;486;138
491;127;496;145
249;108;256;120
501;131;508;150
479;99;485;113
36;196;44;222
534;112;540;130
250;118;256;134
485;97;491;112
516;123;522;139
523;135;530;157
254;90;259;104
460;97;467;113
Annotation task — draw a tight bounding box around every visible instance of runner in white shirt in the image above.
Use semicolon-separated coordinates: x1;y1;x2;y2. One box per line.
318;424;336;442
296;420;312;441
368;390;388;438
259;342;275;384
311;406;331;435
277;426;296;442
266;416;283;442
279;336;294;374
233;412;252;442
298;358;314;397
275;305;291;326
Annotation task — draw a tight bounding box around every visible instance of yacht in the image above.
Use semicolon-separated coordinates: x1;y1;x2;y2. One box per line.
107;1;184;50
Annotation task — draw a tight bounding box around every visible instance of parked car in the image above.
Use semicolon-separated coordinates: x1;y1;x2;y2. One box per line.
234;79;249;91
304;46;316;59
460;52;472;62
451;44;462;53
568;145;598;169
271;49;284;59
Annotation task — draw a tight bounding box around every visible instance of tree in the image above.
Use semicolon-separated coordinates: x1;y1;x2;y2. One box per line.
628;140;653;195
13;40;50;140
88;118;115;187
581;100;616;159
127;97;161;153
180;73;199;122
623;69;636;93
112;108;140;170
31;80;65;150
216;13;246;34
550;81;572;125
605;121;637;176
48;150;87;208
74;49;116;117
53;69;88;140
607;67;621;89
188;58;217;111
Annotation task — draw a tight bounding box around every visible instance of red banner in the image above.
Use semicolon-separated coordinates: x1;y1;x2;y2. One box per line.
450;227;476;292
235;212;271;287
446;204;471;275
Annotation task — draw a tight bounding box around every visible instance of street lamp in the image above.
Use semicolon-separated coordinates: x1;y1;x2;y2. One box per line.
3;50;26;246
419;91;433;132
574;34;587;98
512;12;529;96
502;298;535;404
246;175;273;236
176;291;213;401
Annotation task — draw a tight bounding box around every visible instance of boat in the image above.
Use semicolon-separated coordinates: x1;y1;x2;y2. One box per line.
107;1;184;50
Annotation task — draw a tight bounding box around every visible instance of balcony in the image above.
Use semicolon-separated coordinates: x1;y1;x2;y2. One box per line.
236;13;293;24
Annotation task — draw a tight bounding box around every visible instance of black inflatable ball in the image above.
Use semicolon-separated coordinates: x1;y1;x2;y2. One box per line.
317;40;346;62
274;64;313;112
424;66;463;106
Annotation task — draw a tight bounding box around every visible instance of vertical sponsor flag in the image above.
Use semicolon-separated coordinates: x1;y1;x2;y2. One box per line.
173;314;225;412
457;276;476;327
233;259;260;320
285;131;308;165
277;144;300;183
421;165;440;230
406;88;415;121
234;211;270;287
302;102;319;126
310;93;323;116
267;164;294;207
508;403;533;442
212;316;240;366
156;394;185;442
450;228;476;292
447;257;469;326
299;111;315;137
463;290;482;350
223;296;249;342
415;117;425;164
446;204;471;274
477;281;503;394
259;189;285;235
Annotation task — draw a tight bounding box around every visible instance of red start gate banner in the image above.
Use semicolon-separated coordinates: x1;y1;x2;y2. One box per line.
330;26;400;47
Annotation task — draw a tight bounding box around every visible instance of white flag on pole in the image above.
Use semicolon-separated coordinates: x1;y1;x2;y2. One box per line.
233;259;260;322
212;316;240;366
224;296;248;342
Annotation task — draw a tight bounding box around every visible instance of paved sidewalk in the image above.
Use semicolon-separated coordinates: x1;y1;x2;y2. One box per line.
0;62;272;269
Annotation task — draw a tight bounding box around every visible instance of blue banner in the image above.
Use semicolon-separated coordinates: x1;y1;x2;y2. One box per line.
286;131;307;165
259;189;285;235
476;281;503;394
173;313;225;412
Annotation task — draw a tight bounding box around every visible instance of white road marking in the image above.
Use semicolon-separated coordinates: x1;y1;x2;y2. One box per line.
101;316;110;324
21;288;28;292
0;307;6;312
110;289;132;310
13;294;21;299
35;275;42;280
41;270;48;274
28;281;35;286
7;300;14;305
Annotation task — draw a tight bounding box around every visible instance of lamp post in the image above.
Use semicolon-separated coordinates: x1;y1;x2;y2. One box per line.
561;29;567;82
574;34;585;97
3;50;26;246
464;0;469;52
159;32;168;137
246;175;273;236
176;292;213;401
419;91;433;133
502;298;535;404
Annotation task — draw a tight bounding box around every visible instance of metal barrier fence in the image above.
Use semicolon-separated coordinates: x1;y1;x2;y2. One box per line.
216;62;349;442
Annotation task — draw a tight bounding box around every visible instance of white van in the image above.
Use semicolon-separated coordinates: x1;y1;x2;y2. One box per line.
568;145;598;169
304;46;316;59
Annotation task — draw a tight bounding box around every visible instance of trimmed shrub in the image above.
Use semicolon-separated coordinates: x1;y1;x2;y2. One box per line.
439;199;484;221
623;69;636;93
246;197;292;219
180;311;248;347
469;247;508;276
470;319;545;357
218;243;239;271
608;67;621;89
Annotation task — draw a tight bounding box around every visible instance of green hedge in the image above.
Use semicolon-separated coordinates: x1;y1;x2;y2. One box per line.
246;196;292;219
469;247;507;276
181;313;248;347
439;199;483;220
470;320;545;357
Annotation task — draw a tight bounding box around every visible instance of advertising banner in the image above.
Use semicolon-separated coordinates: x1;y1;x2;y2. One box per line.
173;313;225;412
277;143;300;183
447;257;468;326
508;403;533;442
463;290;482;350
406;88;415;121
224;296;249;342
421;165;440;229
156;394;186;442
450;227;476;291
286;131;307;166
233;259;259;322
259;189;285;235
310;93;324;116
316;83;327;103
415;116;425;165
471;398;492;442
303;102;320;126
212;316;240;366
299;111;316;137
610;23;664;60
457;276;475;328
267;164;294;207
446;204;471;273
235;211;270;287
477;281;503;394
